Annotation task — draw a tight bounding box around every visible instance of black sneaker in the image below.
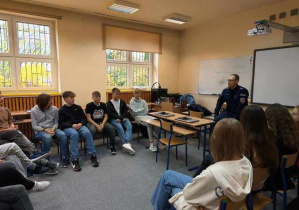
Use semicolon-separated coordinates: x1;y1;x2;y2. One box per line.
90;155;99;167
71;159;81;171
110;147;117;155
27;165;49;174
62;159;70;168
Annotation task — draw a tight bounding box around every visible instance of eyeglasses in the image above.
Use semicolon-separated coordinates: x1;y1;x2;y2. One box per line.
227;79;236;82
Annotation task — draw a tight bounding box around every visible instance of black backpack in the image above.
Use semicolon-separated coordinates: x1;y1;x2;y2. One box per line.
188;104;212;116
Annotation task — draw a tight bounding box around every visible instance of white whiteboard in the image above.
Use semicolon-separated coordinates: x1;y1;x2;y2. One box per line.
252;46;299;107
198;56;253;95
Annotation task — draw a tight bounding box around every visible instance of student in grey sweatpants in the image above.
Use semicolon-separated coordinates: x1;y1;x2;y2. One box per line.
0;143;48;175
0;130;36;157
129;88;159;152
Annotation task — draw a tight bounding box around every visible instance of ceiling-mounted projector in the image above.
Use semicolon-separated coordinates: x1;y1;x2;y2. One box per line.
248;21;272;36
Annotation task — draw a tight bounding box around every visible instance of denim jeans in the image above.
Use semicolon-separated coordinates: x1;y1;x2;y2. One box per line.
63;126;96;161
110;118;132;144
151;170;193;210
35;129;68;155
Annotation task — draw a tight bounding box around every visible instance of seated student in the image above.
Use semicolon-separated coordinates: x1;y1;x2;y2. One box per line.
0;92;58;175
292;105;299;137
240;105;279;191
129;88;157;152
0;184;34;210
0;161;50;192
86;91;116;155
0;91;36;156
107;88;135;155
31;93;68;171
151;118;253;210
0;143;49;175
59;91;99;171
264;103;299;190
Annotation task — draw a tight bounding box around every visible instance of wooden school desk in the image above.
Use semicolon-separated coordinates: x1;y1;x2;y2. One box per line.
147;111;215;159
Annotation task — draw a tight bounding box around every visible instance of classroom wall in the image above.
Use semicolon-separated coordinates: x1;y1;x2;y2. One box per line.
178;0;299;111
0;0;180;106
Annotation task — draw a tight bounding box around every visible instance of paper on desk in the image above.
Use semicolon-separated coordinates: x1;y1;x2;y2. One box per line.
139;115;157;121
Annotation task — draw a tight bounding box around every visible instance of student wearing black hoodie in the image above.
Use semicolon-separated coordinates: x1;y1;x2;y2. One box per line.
59;91;99;171
106;88;135;155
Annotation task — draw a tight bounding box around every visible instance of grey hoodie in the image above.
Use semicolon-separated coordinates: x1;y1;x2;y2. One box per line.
31;105;59;132
129;97;148;117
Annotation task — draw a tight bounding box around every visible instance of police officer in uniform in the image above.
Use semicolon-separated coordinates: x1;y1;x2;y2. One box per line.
214;74;249;122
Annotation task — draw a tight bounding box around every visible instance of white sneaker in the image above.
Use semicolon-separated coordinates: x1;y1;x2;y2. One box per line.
31;181;50;192
149;143;157;152
122;143;135;155
127;143;135;155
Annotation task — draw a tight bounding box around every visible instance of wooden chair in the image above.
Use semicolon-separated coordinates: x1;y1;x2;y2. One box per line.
189;110;212;152
219;196;246;210
244;167;273;210
194;196;246;210
161;102;173;112
275;152;299;210
156;120;188;170
189;110;203;118
189;110;203;148
81;133;110;154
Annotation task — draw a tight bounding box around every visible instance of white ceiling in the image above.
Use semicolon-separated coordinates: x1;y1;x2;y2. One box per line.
15;0;288;29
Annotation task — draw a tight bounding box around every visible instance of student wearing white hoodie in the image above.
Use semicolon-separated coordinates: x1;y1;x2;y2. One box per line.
151;118;253;210
129;89;157;152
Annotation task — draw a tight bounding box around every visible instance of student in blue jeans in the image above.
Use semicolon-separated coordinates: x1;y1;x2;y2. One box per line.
106;88;135;155
31;93;68;172
59;91;99;171
151;119;253;210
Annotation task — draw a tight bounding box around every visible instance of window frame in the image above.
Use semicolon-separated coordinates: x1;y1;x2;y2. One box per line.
0;56;16;90
12;16;56;59
0;13;57;91
106;49;129;64
0;14;14;57
15;57;56;91
106;50;153;89
130;64;152;88
106;63;130;88
130;52;152;64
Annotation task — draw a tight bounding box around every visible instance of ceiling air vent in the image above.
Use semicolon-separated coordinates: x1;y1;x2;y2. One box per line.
107;0;140;14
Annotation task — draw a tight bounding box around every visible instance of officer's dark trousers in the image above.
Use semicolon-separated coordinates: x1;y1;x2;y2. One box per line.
214;111;234;123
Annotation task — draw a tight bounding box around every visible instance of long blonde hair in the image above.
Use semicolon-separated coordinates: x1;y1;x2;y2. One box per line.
210;118;245;162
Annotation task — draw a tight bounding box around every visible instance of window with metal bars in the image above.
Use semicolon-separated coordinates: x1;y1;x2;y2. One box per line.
106;49;152;88
0;14;56;90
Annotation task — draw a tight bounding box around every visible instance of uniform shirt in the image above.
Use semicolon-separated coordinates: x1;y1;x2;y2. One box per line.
0;107;12;129
85;102;107;124
214;85;249;119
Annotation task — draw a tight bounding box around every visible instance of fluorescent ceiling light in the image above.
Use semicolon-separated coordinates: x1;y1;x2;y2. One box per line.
163;13;191;25
108;0;140;14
